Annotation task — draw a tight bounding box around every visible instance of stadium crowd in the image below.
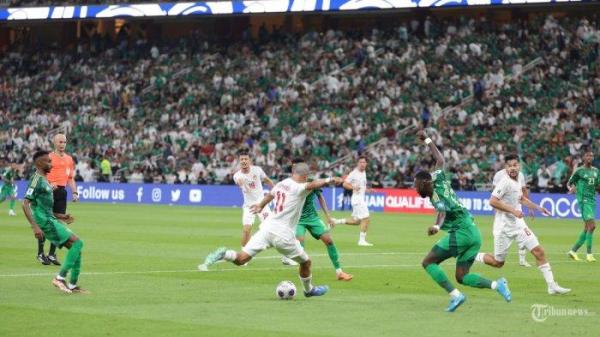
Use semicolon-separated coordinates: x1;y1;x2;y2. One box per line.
1;15;599;192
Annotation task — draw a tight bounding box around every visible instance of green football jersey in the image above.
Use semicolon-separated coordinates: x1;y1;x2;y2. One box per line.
24;172;56;224
300;189;322;222
431;169;473;231
568;166;599;203
2;167;14;184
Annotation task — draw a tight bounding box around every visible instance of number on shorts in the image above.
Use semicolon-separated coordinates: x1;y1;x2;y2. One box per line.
523;228;531;236
274;191;286;213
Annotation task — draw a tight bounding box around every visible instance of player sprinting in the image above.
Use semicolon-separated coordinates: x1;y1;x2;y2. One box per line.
293;161;352;281
492;167;530;267
415;130;511;312
199;163;343;297
567;150;599;262
475;154;570;295
0;163;18;216
332;156;374;246
22;151;87;294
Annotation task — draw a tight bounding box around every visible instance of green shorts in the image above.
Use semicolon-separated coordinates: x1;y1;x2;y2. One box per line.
0;184;16;200
432;224;482;267
40;218;74;248
296;218;329;240
579;201;596;222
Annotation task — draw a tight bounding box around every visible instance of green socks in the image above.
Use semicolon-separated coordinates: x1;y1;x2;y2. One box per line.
586;231;594;254
9;199;15;211
59;239;84;284
462;273;493;289
326;243;341;270
572;231;587;252
425;264;455;293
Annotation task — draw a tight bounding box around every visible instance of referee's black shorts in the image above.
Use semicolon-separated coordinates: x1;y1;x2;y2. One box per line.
52;186;68;214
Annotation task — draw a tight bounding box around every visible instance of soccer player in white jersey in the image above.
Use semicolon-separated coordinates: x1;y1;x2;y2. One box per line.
492;167;531;267
199;163;344;297
475;154;570;295
233;150;274;247
332;156;374;246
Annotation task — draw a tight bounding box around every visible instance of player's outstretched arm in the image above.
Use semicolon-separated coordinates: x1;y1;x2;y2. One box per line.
416;130;444;170
54;213;75;224
22;199;44;240
519;197;551;216
489;196;524;218
306;177;343;191
250;194;275;214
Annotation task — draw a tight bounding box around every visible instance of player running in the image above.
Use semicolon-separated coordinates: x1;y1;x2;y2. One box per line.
233;150;296;265
332;156;374;246
22;151;87;294
0;162;18;216
415;130;511;312
567;150;599;262
492;166;530;267
475;154;570;295
199;163;343;297
293;161;352;281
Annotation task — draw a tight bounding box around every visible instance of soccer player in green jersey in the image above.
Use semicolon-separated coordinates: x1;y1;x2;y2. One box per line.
296;171;353;281
567;150;600;262
0;162;18;216
414;130;511;312
22;151;87;294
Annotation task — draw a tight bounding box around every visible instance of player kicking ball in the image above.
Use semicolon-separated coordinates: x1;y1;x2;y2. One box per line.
475;154;570;295
199;163;343;297
415;130;511;312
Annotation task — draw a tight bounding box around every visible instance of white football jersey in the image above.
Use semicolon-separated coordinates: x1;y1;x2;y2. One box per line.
346;169;367;204
493;169;525;189
491;176;523;234
260;178;309;237
233;166;268;207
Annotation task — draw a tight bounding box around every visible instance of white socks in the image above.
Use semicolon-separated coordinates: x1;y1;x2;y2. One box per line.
224;250;237;262
449;289;461;298
538;263;555;286
68;283;77;290
335;268;343;275
300;275;313;292
56;275;65;281
475;253;486;263
334;218;346;225
491;281;498;290
359;232;367;242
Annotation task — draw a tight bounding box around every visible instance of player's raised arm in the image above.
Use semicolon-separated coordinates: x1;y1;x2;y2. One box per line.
306;177;343;191
417;130;444;170
22;199;44;240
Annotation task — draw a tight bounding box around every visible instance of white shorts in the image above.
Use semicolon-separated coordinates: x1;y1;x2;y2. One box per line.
242;206;272;226
242;229;309;263
494;220;540;262
351;202;369;220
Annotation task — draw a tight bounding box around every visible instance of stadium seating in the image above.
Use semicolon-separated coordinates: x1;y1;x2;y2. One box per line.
1;15;598;191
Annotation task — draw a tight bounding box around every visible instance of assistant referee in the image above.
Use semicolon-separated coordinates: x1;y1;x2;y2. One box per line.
37;133;79;265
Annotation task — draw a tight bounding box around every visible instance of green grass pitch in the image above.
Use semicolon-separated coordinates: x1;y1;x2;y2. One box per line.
1;203;598;337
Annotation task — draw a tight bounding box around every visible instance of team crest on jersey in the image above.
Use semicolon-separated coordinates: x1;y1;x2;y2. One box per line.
248;181;256;189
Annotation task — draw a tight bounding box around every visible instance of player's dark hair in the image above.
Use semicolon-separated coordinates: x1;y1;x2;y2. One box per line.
505;154;519;163
415;171;432;181
358;155;367;161
33;150;49;161
238;148;250;157
292;157;305;164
